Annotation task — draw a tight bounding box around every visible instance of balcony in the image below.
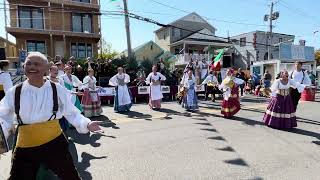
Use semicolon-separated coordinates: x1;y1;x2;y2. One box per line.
49;0;100;9
175;53;209;66
6;27;101;39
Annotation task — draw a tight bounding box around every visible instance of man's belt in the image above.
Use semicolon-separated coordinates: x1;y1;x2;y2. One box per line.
16;120;62;148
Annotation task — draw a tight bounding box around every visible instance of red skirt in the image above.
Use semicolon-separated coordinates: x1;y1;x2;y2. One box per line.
81;89;103;117
221;97;240;118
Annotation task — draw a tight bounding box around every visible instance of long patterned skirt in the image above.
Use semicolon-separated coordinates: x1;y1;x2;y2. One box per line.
182;89;198;111
81;89;103;117
221;87;240;118
263;95;296;129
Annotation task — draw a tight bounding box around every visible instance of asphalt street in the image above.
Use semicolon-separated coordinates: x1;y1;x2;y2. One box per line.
1;94;320;180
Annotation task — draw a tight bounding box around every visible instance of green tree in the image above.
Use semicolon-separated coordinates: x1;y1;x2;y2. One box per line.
97;38;118;60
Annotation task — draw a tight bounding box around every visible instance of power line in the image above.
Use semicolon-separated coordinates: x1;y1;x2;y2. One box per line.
124;11;287;48
148;0;269;27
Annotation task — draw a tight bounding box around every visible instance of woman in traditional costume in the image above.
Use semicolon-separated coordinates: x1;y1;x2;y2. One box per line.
109;67;132;112
146;65;166;109
263;70;307;129
60;65;83;112
0;60;13;101
219;69;244;118
0;52;102;179
181;69;199;111
81;68;102;117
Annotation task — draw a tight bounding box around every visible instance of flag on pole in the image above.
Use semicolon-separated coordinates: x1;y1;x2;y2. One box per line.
211;49;224;71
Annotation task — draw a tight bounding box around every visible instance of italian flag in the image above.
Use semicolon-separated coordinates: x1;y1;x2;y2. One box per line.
211;49;224;71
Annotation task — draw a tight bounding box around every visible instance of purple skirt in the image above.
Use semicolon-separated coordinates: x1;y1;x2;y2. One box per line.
263;94;297;129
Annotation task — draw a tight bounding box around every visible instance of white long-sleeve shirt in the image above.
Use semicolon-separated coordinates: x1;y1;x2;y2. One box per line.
270;79;306;97
290;70;311;86
0;80;91;140
201;74;218;85
83;76;97;91
0;71;13;93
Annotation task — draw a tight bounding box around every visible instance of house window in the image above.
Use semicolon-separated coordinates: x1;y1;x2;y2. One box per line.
26;40;46;54
70;43;92;58
72;0;90;2
240;37;246;47
279;38;283;43
18;6;44;29
163;31;166;39
150;44;153;50
87;44;92;57
72;13;92;33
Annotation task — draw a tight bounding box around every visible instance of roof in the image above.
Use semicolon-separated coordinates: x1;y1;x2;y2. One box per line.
154;12;217;33
121;40;165;54
231;30;295;38
0;36;16;46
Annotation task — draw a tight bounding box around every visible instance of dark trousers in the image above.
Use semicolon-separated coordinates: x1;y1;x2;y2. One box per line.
290;88;301;112
239;84;244;96
9;134;81;180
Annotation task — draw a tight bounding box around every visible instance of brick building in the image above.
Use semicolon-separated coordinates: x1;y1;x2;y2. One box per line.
6;0;101;61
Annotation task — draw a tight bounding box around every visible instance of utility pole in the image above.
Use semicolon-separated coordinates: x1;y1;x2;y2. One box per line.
123;0;132;61
264;1;279;60
268;2;273;61
3;0;8;47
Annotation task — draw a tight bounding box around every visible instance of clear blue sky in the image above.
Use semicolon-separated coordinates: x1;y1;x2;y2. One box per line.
1;0;319;52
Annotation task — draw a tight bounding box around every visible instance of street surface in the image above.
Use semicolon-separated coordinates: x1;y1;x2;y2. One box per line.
1;94;320;180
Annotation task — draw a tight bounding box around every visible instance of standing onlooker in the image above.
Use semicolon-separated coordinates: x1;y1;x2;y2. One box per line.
289;61;311;111
0;60;13;101
308;71;316;85
236;68;246;97
74;65;86;82
252;71;261;90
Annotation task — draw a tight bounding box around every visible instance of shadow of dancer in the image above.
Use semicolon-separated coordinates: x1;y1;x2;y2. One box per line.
68;140;107;180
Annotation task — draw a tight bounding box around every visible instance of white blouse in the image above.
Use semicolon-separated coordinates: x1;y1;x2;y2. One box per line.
270;79;306;97
290;70;311;85
146;72;166;85
201;75;218;85
83;76;97;91
109;73;130;87
0;71;13;93
0;80;91;139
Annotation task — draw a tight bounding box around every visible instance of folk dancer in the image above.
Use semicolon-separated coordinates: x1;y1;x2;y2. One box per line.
60;65;83;112
109;67;132;112
146;65;166;109
202;71;219;102
81;68;103;117
219;69;244;118
263;70;307;129
177;67;195;104
181;69;199;111
48;65;69;132
0;52;102;179
0;60;13;101
55;61;65;77
289;61;311;111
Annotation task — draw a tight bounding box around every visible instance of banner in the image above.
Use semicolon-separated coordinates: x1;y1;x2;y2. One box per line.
138;86;171;95
97;87;115;96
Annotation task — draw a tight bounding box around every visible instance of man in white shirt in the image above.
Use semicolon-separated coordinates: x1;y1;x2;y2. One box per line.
202;71;219;102
0;52;102;179
290;61;311;111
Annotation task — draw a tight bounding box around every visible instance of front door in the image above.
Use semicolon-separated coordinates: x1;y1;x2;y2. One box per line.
55;41;65;57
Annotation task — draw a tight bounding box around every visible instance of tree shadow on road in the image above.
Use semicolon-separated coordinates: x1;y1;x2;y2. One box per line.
230;116;265;127
283;128;320;141
296;117;320;126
